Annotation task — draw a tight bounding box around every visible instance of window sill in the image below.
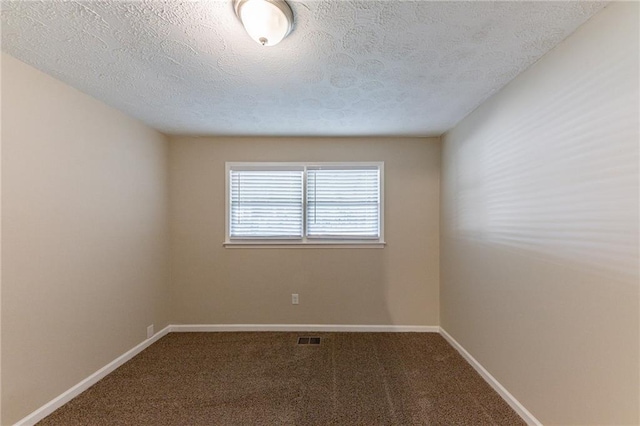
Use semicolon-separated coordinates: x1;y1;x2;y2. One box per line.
223;241;386;249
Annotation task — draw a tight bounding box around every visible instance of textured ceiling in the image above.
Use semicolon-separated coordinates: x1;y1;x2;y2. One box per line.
1;1;607;136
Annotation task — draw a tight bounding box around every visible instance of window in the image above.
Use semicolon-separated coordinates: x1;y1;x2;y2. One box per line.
225;162;384;247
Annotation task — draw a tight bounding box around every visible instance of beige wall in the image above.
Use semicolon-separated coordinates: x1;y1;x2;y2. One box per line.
0;52;3;425
169;137;440;326
441;3;639;425
1;54;171;424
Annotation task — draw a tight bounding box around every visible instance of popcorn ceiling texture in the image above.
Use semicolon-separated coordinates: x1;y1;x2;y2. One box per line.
1;1;607;136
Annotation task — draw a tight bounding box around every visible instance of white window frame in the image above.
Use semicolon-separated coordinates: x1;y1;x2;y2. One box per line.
224;162;385;248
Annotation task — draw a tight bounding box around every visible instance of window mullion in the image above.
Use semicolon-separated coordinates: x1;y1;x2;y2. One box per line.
302;165;308;242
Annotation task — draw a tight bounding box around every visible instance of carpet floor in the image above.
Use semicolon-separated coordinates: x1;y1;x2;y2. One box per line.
39;332;525;425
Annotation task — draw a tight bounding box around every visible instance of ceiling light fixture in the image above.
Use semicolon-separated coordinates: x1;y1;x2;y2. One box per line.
233;0;294;47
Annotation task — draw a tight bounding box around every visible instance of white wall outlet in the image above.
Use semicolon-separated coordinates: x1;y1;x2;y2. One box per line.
292;293;299;305
147;324;154;339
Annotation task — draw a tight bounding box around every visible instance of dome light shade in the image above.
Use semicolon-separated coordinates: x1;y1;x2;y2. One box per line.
233;0;293;47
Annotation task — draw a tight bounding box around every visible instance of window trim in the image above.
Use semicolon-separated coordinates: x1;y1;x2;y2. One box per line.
224;162;385;248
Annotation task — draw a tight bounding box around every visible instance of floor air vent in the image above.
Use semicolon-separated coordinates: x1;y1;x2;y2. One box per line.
298;337;321;345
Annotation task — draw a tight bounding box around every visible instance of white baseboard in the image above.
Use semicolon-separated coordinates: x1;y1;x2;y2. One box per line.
170;324;440;333
14;325;171;426
439;328;542;426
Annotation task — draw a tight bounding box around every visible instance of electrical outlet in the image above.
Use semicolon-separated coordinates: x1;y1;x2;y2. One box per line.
147;324;154;339
292;293;299;305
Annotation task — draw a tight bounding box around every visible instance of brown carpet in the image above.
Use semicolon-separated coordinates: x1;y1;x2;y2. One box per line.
39;332;525;425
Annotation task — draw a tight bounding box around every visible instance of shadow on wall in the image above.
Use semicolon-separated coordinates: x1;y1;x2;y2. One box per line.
452;51;639;283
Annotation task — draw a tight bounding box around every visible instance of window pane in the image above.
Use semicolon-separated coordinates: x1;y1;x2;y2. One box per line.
230;170;304;238
306;167;380;238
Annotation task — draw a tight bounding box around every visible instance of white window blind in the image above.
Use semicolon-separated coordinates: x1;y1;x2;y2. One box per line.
229;169;304;239
306;167;380;239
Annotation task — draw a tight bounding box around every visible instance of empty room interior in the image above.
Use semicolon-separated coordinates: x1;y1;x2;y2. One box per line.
1;1;638;425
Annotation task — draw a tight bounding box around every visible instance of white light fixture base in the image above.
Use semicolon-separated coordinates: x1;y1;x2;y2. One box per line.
233;0;294;47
